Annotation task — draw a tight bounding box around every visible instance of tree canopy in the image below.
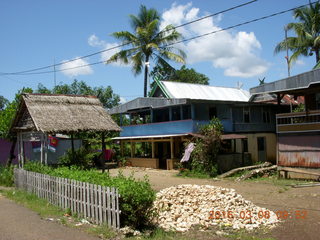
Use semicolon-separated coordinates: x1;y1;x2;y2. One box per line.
275;2;320;65
150;65;210;85
37;80;120;109
107;5;186;97
0;96;9;111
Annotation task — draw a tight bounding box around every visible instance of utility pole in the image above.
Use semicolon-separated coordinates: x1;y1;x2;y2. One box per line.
53;58;57;91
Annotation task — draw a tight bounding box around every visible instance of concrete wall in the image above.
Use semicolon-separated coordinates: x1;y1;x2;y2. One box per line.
235;133;276;163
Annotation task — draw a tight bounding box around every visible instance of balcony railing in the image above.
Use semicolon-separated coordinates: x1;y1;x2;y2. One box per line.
276;110;320;133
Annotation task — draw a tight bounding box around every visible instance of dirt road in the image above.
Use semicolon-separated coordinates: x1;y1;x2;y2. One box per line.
0;190;100;240
110;167;320;240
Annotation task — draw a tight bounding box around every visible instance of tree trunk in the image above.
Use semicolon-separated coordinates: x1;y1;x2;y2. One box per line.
143;55;150;97
316;48;320;64
6;137;17;167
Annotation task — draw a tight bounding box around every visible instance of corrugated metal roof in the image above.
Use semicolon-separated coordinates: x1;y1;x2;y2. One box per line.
160;81;250;102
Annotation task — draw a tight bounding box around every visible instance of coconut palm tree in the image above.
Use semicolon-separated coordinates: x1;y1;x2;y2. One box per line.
107;5;186;97
274;2;320;65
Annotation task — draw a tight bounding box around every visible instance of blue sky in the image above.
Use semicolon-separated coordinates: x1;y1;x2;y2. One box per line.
0;0;315;102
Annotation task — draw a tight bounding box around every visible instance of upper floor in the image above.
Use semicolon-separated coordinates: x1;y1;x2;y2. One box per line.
110;97;279;137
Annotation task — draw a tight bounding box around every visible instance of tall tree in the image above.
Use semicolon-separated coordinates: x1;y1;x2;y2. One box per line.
0;88;33;166
37;80;120;109
107;5;186;97
150;64;209;85
0;95;9;111
274;2;320;64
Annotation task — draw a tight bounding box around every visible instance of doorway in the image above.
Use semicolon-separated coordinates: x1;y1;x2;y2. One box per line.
257;137;267;162
157;142;169;169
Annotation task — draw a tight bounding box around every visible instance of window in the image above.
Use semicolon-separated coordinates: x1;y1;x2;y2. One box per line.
243;107;250;123
209;107;217;120
182;105;191;119
262;110;271;123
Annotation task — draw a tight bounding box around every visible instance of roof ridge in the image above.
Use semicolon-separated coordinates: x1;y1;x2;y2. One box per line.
160;80;246;90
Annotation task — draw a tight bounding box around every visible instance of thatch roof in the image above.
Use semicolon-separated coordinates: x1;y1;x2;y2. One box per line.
12;93;121;133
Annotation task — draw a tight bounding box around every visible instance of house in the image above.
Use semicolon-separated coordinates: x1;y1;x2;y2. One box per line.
110;80;283;170
250;68;320;179
11;93;121;166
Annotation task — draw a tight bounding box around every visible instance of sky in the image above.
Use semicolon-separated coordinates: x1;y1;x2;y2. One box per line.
0;0;316;103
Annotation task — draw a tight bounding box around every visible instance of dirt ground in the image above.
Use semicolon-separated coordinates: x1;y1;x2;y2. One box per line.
0;187;101;240
110;167;320;240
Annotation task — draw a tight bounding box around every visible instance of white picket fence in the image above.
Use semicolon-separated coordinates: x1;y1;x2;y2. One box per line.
14;168;120;229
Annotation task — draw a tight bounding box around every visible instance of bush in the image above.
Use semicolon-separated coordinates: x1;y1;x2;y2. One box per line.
23;162;155;229
58;147;100;169
0;165;14;187
188;117;222;177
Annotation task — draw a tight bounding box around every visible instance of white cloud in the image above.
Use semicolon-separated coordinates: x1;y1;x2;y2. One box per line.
88;34;126;66
161;3;269;78
60;58;93;77
120;97;127;104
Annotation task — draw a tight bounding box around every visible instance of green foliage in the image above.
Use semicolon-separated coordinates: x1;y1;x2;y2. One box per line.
275;2;320;64
0;95;9;111
188;118;223;177
107;5;186;97
151;65;209;85
58;147;99;169
0;88;33;139
293;103;305;112
37;80;120;109
23;162;155;229
0;165;14;186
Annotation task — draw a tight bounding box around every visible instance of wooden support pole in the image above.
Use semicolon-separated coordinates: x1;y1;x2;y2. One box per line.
44;135;48;165
40;133;44;165
101;132;106;173
170;137;174;159
71;133;75;165
130;141;135;158
152;140;155;159
120;141;124;157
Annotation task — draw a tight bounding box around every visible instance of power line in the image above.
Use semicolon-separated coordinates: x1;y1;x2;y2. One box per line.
5;1;317;76
0;0;257;76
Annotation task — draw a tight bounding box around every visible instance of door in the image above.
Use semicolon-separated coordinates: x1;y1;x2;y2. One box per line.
257;137;267;162
157;142;168;169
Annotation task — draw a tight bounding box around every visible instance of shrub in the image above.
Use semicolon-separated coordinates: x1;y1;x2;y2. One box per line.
188;117;222;177
0;165;14;187
58;147;100;169
23;162;155;229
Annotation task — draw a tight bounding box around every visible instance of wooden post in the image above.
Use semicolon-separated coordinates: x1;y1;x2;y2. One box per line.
40;133;44;165
44;134;48;165
120;141;124;157
152;140;155;158
130;141;135;158
101;132;106;173
71;133;75;165
191;104;195;120
170;137;174;159
17;133;21;168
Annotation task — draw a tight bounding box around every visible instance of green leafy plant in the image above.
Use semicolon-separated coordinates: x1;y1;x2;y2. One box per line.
188;118;223;177
23;162;155;229
0;165;15;186
58;147;100;169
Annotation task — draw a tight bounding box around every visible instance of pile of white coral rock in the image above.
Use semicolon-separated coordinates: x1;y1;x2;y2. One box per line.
153;184;279;232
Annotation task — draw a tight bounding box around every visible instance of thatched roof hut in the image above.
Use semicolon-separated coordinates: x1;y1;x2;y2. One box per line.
12;93;121;134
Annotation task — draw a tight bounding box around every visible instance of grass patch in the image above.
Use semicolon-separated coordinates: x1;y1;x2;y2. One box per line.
0;188;117;239
176;169;211;179
1;189;63;218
